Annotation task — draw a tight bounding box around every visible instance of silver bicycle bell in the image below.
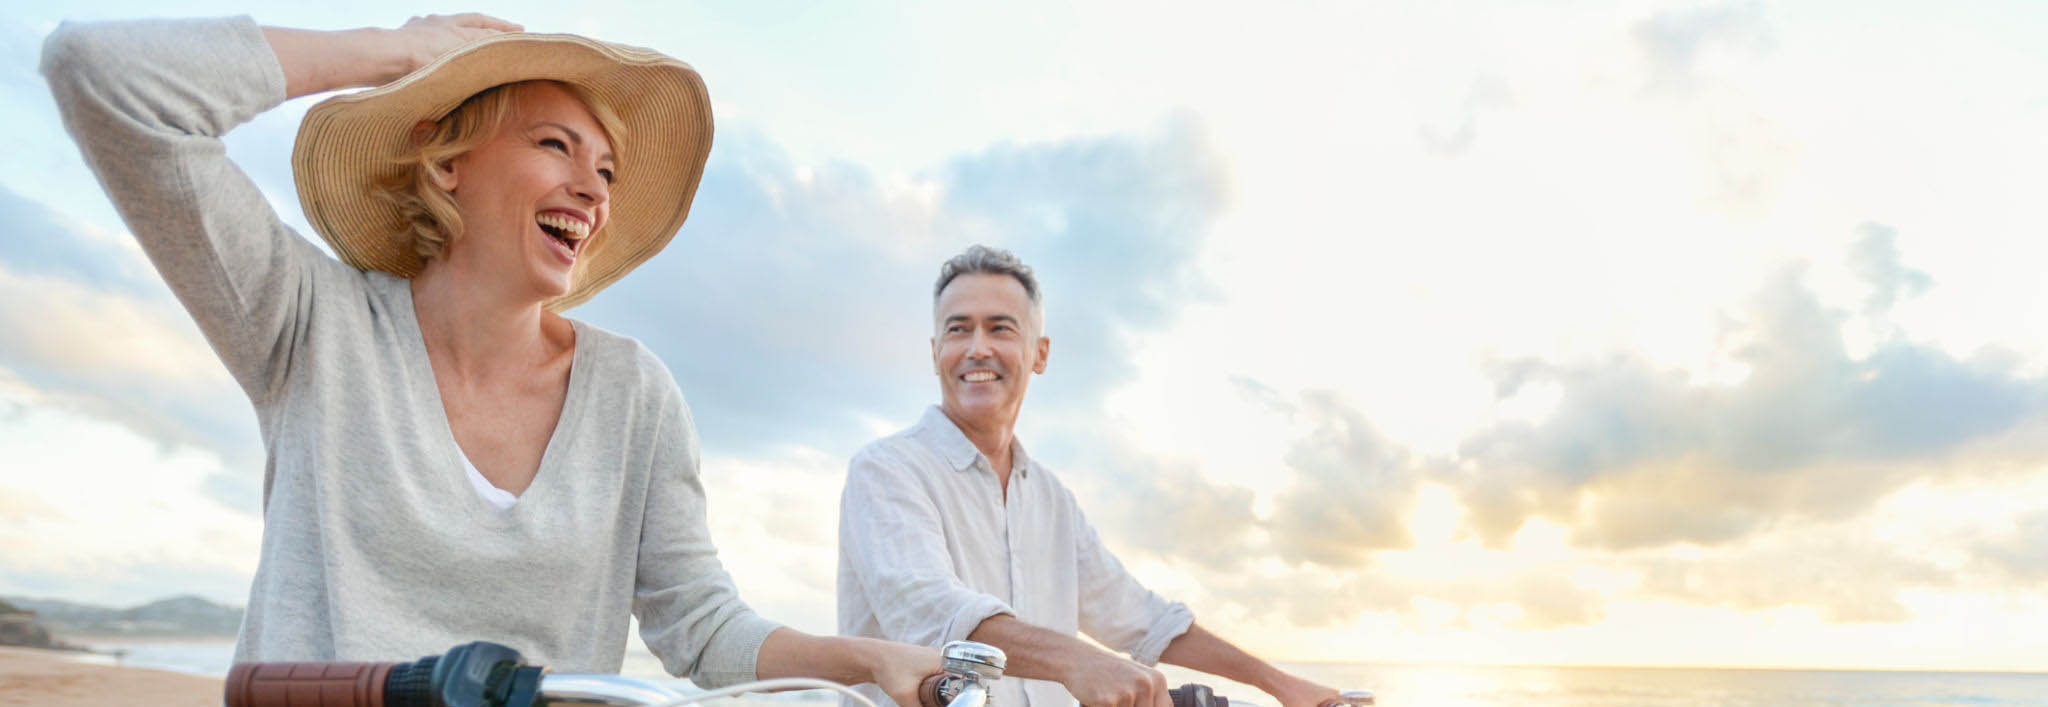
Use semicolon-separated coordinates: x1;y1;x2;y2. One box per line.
928;641;1006;707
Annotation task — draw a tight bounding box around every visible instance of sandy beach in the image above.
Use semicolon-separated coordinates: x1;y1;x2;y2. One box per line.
0;645;219;706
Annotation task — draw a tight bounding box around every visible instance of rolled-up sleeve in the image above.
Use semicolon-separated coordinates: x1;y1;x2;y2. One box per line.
1071;495;1194;666
840;444;1015;647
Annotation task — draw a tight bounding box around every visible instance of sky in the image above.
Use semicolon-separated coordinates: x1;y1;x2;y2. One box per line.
3;0;2047;673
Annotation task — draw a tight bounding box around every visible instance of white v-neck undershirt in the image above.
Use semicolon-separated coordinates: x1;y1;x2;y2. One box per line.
460;449;519;510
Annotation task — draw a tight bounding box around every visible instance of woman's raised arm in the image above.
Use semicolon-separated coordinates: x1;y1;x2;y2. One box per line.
39;15;514;403
265;14;521;99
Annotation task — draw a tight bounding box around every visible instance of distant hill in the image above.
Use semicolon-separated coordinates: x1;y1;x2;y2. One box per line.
1;599;61;649
2;595;242;637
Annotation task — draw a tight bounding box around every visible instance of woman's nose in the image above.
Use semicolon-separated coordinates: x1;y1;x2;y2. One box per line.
570;168;608;205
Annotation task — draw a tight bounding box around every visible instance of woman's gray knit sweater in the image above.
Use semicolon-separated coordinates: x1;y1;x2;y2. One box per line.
41;16;780;685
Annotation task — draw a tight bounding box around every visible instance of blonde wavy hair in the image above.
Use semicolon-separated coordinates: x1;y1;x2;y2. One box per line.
375;80;628;264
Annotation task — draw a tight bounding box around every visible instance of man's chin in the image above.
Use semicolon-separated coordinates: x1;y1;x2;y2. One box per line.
943;397;1015;423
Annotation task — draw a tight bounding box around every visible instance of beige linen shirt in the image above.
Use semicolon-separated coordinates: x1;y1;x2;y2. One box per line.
839;407;1195;707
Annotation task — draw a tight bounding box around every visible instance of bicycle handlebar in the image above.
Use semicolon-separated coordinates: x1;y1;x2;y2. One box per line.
225;661;395;707
225;641;1373;707
225;641;907;707
920;672;955;707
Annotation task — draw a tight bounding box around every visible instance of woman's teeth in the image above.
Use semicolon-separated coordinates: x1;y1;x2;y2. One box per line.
537;213;591;243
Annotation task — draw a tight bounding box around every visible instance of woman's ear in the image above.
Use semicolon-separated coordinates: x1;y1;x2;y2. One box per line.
427;159;459;191
411;121;459;192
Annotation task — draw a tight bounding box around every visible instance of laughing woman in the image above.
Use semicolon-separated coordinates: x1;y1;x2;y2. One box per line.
41;13;936;703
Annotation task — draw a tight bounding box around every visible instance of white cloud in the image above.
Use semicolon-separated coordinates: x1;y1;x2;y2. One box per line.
0;384;258;606
696;449;847;635
0;264;226;387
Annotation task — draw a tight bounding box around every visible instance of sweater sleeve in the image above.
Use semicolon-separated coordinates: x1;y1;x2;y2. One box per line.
633;380;782;687
41;16;334;405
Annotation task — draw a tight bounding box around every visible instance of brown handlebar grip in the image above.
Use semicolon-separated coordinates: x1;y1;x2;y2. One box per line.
225;661;395;707
918;674;949;707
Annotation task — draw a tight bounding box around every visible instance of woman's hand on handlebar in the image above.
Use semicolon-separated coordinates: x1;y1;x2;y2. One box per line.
757;630;942;707
859;638;945;707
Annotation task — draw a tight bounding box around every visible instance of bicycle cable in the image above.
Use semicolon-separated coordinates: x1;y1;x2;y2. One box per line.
643;676;883;707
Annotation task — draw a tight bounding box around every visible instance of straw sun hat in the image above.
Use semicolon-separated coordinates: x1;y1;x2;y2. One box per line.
291;32;711;311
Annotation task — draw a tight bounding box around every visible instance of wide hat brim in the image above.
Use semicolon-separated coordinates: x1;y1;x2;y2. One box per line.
291;32;711;312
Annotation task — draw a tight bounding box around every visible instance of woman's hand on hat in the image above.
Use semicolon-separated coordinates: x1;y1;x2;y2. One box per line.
264;13;522;99
390;13;525;78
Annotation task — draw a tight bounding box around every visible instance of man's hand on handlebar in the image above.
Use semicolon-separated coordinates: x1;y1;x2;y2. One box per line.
1060;650;1174;707
1264;672;1344;707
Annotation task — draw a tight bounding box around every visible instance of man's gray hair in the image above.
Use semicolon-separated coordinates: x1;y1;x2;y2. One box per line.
934;244;1041;306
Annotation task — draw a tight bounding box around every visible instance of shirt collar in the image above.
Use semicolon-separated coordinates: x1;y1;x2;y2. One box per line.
913;405;1031;479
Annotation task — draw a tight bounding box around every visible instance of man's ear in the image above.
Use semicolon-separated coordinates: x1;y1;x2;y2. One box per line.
931;336;941;375
1033;336;1049;374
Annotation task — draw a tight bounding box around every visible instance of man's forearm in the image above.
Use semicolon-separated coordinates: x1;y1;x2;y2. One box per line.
965;614;1093;682
1157;623;1284;694
968;614;1180;707
1159;624;1339;707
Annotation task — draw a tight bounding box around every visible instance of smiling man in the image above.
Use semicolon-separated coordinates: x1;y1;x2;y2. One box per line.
838;246;1340;707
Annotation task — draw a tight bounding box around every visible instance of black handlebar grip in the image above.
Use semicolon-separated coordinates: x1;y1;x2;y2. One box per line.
1170;683;1225;707
225;661;395;707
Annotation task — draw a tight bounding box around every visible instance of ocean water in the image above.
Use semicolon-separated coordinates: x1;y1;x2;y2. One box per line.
69;638;2048;706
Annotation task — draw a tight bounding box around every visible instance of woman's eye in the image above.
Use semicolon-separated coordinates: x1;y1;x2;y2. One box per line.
597;168;615;184
540;137;568;152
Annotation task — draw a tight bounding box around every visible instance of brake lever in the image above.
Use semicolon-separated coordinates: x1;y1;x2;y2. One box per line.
1325;689;1374;706
1212;686;1375;707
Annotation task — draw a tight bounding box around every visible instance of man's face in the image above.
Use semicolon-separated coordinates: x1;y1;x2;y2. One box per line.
932;273;1049;433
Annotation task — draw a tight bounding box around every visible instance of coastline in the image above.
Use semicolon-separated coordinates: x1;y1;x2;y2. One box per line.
58;635;239;678
0;644;219;706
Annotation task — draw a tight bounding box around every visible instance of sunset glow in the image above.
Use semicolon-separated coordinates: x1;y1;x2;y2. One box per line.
4;0;2046;674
